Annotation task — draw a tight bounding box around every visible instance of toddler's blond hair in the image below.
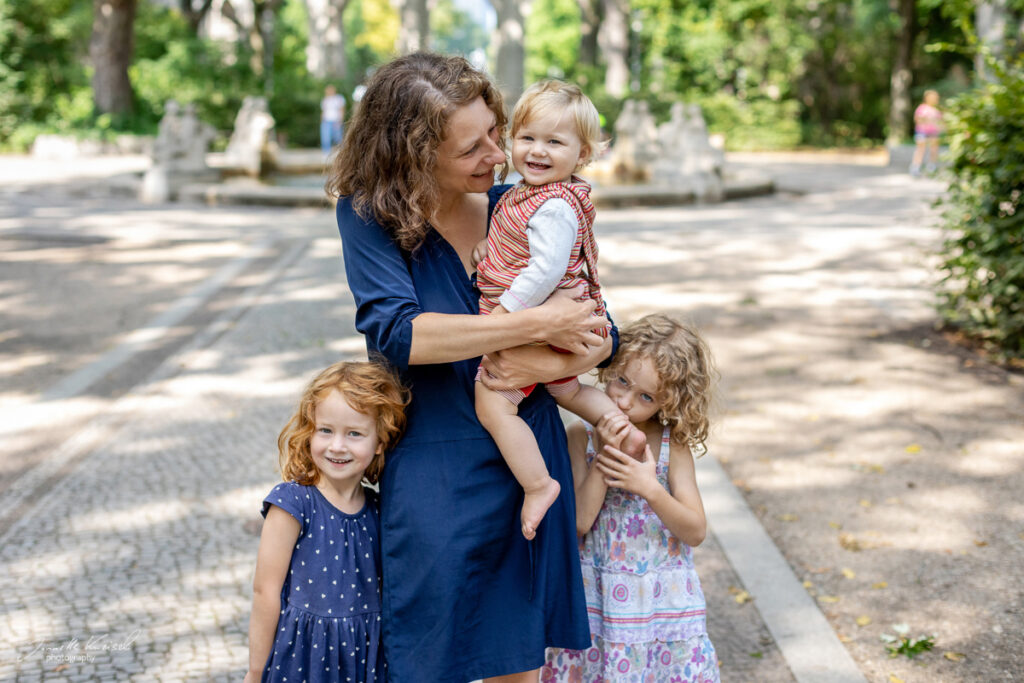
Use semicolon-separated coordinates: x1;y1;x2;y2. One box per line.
511;79;605;167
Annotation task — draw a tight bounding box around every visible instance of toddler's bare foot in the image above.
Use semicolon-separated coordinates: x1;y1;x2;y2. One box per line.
623;426;648;461
521;477;561;540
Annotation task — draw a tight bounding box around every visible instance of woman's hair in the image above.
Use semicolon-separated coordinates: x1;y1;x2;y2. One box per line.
598;314;717;453
326;52;507;252
511;79;606;167
277;360;410;486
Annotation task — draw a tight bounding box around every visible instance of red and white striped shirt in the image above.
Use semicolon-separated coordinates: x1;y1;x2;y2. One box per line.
477;177;608;336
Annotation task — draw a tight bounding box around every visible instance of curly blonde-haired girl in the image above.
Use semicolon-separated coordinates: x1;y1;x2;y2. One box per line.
545;314;721;683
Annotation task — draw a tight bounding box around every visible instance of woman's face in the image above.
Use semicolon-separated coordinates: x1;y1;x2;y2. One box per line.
434;96;505;196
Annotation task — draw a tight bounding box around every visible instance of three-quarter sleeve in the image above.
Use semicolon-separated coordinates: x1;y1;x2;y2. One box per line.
336;198;422;372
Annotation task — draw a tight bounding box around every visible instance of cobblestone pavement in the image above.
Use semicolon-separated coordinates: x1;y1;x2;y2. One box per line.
1;154;1018;682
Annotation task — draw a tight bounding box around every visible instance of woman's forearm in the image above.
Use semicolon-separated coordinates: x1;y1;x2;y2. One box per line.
479;335;613;390
408;309;547;365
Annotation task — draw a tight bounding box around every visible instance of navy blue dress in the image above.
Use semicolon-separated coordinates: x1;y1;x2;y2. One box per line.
260;482;385;682
336;185;615;683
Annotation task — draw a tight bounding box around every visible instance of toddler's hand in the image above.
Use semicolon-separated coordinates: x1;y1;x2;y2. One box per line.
596;444;658;499
471;239;489;269
595;411;630;450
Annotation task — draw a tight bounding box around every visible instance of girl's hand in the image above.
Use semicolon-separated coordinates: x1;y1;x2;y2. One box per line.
595;411;630;450
536;286;605;354
596;443;658;499
471;239;489;269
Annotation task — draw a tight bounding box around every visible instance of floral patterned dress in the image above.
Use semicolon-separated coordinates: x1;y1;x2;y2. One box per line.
543;425;720;682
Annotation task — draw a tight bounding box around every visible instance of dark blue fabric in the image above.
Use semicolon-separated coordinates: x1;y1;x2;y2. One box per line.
336;185;617;682
260;482;384;682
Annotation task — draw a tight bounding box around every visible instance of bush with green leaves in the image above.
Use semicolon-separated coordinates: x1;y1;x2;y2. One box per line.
937;55;1024;359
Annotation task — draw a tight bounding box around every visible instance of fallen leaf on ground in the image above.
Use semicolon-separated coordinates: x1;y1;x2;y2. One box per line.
841;567;856;579
818;595;840;603
872;581;889;589
904;444;922;454
802;580;814;589
888;675;904;683
857;615;872;626
839;533;864;551
778;513;799;522
829;520;842;529
974;539;988;547
838;633;851;642
944;651;966;662
859;499;873;507
734;590;753;604
748;651;763;658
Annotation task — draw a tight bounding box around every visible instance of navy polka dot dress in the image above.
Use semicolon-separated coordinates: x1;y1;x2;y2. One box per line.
260;482;384;683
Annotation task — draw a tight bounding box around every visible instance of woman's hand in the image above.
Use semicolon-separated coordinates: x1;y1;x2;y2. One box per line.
536;286;606;354
479;345;551;390
479;331;612;391
596;444;659;499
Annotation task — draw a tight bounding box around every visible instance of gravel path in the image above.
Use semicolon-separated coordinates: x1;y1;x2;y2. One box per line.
0;153;1020;682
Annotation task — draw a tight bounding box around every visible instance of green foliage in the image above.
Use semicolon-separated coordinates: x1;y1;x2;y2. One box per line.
0;0;398;151
430;0;487;58
524;0;579;82
697;94;802;150
520;0;968;149
0;0;93;144
937;54;1024;359
880;624;936;658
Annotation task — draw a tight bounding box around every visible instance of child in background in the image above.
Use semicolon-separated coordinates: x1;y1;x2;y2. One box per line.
910;89;943;176
244;361;409;683
321;85;347;157
544;314;721;682
473;79;646;541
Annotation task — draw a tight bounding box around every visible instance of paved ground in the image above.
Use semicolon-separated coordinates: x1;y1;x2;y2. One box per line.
0;152;1020;682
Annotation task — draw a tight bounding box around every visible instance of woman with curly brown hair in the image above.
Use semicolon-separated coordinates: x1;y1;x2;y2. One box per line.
327;53;618;683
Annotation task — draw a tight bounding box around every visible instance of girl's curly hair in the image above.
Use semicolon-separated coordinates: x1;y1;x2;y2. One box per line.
598;314;717;453
277;360;410;486
325;52;508;252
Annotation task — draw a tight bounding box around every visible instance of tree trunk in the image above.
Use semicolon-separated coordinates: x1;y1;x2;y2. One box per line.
90;0;137;115
491;0;527;105
976;1;1009;79
887;0;917;145
396;0;429;54
303;0;351;80
577;0;601;68
599;0;628;97
178;0;214;34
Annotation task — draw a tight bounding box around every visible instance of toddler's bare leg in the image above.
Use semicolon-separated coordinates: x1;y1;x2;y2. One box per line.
475;383;560;540
551;380;647;460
